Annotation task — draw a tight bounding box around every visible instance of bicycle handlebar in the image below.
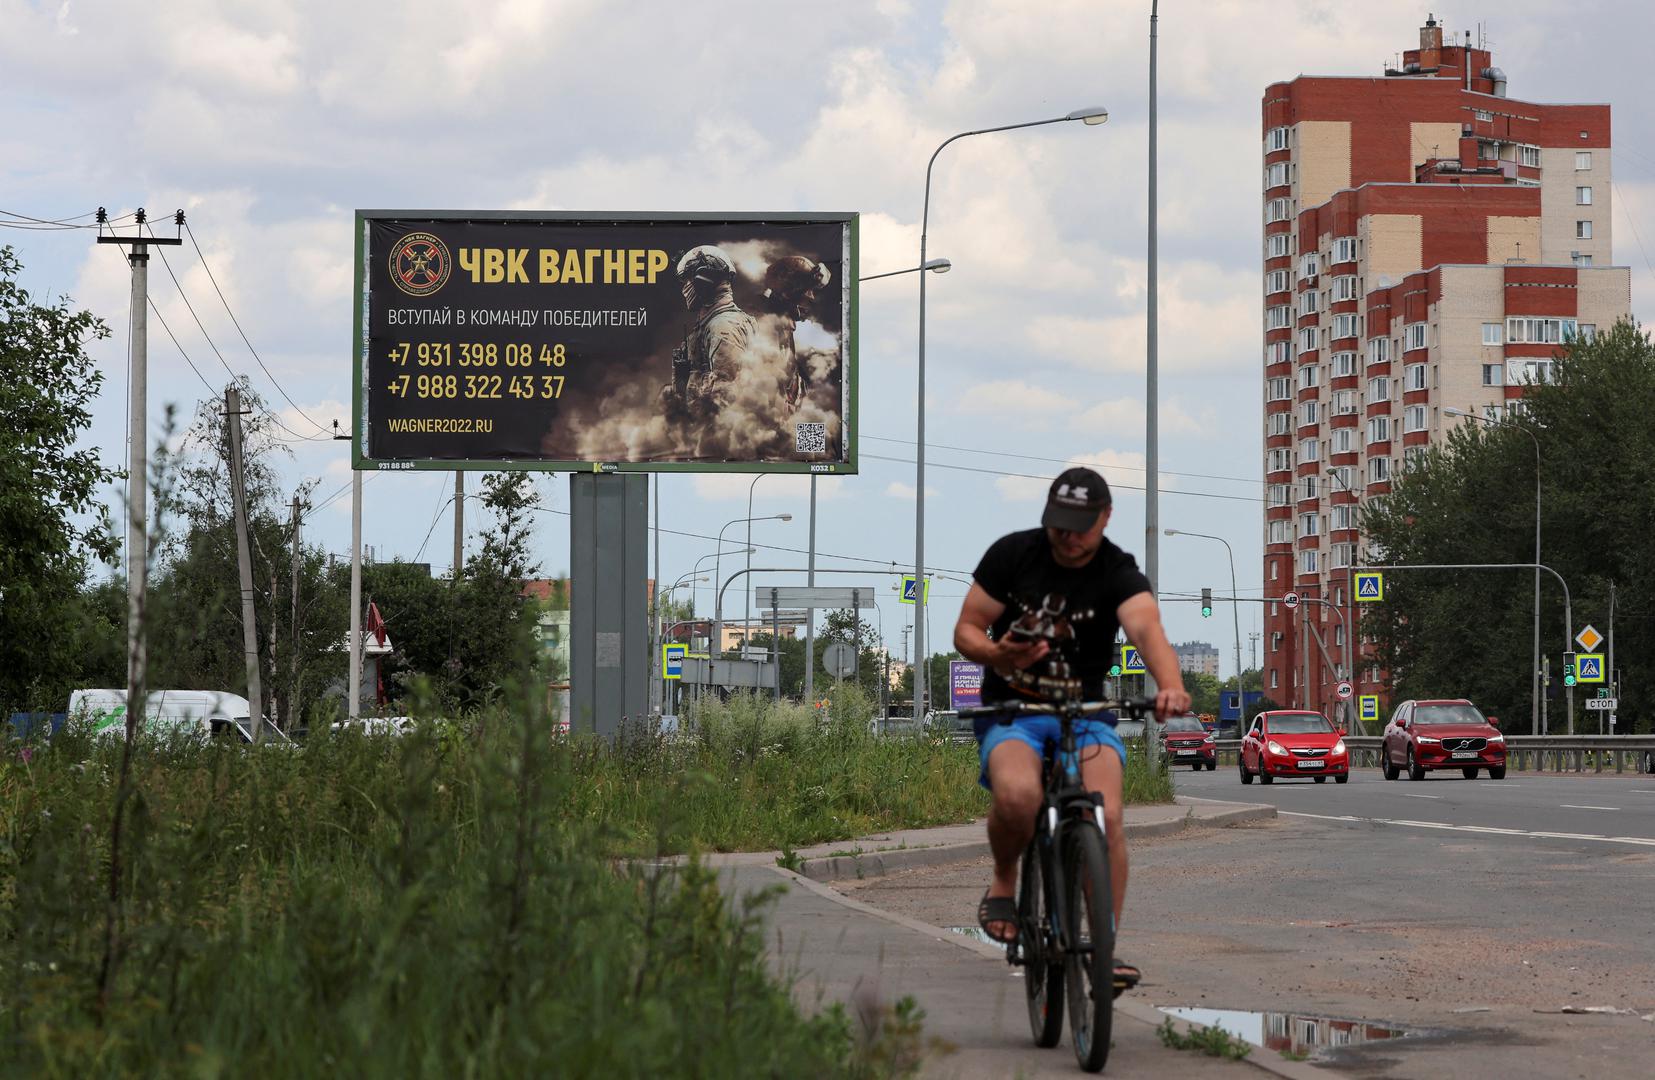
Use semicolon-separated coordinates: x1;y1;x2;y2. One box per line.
956;697;1158;723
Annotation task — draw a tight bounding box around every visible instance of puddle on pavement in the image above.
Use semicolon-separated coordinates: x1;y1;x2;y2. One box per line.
1158;1007;1415;1059
944;926;1007;950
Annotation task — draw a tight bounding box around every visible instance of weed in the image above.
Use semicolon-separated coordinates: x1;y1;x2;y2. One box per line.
1156;1017;1253;1060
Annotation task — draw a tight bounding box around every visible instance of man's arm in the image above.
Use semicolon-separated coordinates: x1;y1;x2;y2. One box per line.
1117;591;1191;721
954;582;1050;676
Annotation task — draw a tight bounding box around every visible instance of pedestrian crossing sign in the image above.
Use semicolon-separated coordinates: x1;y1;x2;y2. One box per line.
1120;645;1145;674
1576;653;1605;684
1359;694;1379;721
899;575;930;605
1354;571;1384;602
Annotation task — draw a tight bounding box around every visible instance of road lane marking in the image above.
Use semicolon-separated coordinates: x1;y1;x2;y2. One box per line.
1399;793;1441;799
1560;804;1620;811
1278;810;1655;848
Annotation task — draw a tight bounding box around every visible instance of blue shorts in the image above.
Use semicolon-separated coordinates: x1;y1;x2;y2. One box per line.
974;711;1128;791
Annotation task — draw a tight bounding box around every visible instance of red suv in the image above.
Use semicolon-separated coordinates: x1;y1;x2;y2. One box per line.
1161;714;1216;769
1381;699;1506;780
1239;710;1349;784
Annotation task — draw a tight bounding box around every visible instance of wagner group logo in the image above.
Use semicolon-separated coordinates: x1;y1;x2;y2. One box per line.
389;231;451;297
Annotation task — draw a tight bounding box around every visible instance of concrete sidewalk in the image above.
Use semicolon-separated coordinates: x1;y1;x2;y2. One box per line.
711;798;1315;1079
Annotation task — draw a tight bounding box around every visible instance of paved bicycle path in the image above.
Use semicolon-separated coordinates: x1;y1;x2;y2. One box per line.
710;798;1318;1078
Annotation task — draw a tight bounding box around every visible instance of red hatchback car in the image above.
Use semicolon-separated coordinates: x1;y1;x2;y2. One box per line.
1239;710;1349;784
1161;714;1216;769
1381;699;1506;780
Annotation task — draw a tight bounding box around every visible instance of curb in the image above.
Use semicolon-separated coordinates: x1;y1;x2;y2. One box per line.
798;800;1276;882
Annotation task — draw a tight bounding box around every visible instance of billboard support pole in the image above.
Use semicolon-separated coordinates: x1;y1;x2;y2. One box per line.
570;474;648;740
805;475;817;710
348;470;362;722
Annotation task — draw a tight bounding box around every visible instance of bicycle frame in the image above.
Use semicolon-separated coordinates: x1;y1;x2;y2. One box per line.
1028;703;1114;965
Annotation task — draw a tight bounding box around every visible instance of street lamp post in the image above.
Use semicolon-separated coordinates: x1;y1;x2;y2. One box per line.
1164;528;1244;719
1325;468;1362;730
714;515;788;658
1445;407;1542;736
912;105;1107;717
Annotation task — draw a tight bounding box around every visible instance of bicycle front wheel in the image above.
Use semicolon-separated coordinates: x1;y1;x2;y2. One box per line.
1063;822;1115;1072
1019;842;1064;1047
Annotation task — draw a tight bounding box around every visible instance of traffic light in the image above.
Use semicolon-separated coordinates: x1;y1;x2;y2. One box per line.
1201;587;1213;618
1563;652;1577;687
1109;663;1122;677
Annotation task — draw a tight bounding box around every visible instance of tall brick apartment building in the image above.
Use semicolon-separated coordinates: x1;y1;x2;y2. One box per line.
1260;16;1630;721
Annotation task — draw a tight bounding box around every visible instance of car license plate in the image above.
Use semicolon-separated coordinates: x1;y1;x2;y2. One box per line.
1176;749;1197;756
1451;751;1478;759
1297;760;1325;769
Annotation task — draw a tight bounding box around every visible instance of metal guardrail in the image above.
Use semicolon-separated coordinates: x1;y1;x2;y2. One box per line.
1210;735;1655;775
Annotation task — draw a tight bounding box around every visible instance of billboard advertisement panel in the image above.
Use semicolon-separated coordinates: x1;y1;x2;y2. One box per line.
949;660;984;710
353;211;857;473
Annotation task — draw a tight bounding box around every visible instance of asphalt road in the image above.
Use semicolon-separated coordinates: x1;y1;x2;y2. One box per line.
1173;761;1655;849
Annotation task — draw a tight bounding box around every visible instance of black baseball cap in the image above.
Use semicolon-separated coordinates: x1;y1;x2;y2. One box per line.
1042;467;1112;532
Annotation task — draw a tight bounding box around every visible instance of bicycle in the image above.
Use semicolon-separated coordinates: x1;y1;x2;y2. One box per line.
960;696;1155;1073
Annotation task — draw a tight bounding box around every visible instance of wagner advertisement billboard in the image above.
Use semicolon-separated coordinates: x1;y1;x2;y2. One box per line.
353;211;857;473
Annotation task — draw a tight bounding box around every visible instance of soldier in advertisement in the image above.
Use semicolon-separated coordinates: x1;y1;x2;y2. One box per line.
758;254;831;409
662;245;756;435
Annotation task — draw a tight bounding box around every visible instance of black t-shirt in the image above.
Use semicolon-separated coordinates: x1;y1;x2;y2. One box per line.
971;529;1153;704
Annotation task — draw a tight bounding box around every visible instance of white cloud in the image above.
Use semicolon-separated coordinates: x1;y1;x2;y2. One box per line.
885;481;940;499
690;474;846;502
993;448;1151;503
952;379;1073;416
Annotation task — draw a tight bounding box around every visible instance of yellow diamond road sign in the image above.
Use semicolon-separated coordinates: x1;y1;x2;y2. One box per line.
1574;625;1603;653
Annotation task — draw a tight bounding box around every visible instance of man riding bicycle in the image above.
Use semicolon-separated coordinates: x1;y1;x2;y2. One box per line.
952;467;1190;990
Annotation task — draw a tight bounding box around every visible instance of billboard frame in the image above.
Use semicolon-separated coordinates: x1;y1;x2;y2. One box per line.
351;209;859;475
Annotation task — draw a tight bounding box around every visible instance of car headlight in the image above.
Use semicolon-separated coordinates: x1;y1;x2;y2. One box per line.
1267;740;1286;755
1203;734;1215;744
1332;739;1346;755
1488;734;1504;743
1417;736;1441;744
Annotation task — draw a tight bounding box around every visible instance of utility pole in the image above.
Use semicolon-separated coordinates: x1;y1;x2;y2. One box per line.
97;208;181;736
348;471;363;723
290;495;302;730
1249;631;1260;676
453;471;464;578
225;386;265;743
805;475;817;709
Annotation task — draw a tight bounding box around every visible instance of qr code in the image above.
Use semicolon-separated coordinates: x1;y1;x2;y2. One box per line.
795;422;827;453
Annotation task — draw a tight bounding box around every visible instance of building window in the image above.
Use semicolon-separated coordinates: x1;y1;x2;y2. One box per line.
1573;253;1593;267
1331;543;1354;569
1268;448;1292;472
1369;456;1390;484
1507;317;1577;344
1332;351;1357;378
1576;186;1593;205
1403;445;1429;472
1367;375;1391;403
1482;363;1504;386
1367;415;1391;443
1268;411;1292;436
1300;549;1319;574
1576;220;1593;240
1300;253;1319;280
1472;108;1493;122
1367;337;1389;365
1328;464;1353;491
1507;358;1555;385
1299;512;1321;537
1268;483;1290;507
1268;376;1292;401
1333;236;1357;263
1270;561;1280;581
1299;327;1319;353
1267;126;1290;152
1404;323;1427;351
1578;323;1597;342
1334;624;1345;646
1333;389;1357;415
1331;504;1354;530
1266;268;1290;294
1404;405;1427;433
1270;669;1279;689
1298;364;1321;390
1333;427;1356;454
1268;520;1292;544
1299;289;1320;316
1267;340;1292;365
1334;275;1359;301
1300;475;1319;500
1405;363;1427;391
1332;313;1360;339
1266;161;1290;188
1576;151;1592;170
1266;197;1292;223
1519;145;1541;167
1483;403;1505;423
1267;233;1292;258
1482;322;1503;345
1268;305;1292;329
1299;437;1320;462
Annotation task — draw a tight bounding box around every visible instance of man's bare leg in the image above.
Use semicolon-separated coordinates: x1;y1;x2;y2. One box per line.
983;739;1043;939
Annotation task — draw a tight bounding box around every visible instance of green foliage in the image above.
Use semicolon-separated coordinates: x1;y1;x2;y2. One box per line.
1361;320;1655;731
1184;671;1221;716
1244;696;1279;726
0;246;122;713
1156;1017;1252;1060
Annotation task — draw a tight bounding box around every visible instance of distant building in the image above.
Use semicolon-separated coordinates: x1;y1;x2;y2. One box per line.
1174;641;1221;678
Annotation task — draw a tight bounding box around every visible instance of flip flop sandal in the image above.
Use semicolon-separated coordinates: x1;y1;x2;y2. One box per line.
1112;961;1142;999
976;892;1020;944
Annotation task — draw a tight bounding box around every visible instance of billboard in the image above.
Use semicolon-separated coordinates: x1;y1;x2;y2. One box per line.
353;211;857;473
949;660;984;709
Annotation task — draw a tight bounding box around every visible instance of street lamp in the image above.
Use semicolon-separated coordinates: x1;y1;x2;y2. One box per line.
860;258;953;282
714;515;789;657
912;105;1108;716
1164;528;1244;721
1445;406;1542;736
1325;467;1362;730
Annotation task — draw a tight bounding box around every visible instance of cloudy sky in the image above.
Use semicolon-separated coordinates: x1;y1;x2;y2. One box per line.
5;0;1653;676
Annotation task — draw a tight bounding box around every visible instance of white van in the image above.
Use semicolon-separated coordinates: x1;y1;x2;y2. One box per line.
66;689;291;744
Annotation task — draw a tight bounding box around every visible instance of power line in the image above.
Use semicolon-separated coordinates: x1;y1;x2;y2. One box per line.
863;434;1260;488
860;452;1264;505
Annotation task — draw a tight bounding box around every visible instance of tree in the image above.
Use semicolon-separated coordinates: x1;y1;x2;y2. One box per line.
0;246;122;712
1361;320;1655;732
1184;671;1221;716
818;608;887;699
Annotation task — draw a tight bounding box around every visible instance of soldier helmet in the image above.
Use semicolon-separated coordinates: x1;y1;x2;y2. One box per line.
675;245;738;288
763;255;831;301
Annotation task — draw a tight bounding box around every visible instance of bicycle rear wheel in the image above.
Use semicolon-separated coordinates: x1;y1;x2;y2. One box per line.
1018;842;1064;1047
1063;823;1114;1072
